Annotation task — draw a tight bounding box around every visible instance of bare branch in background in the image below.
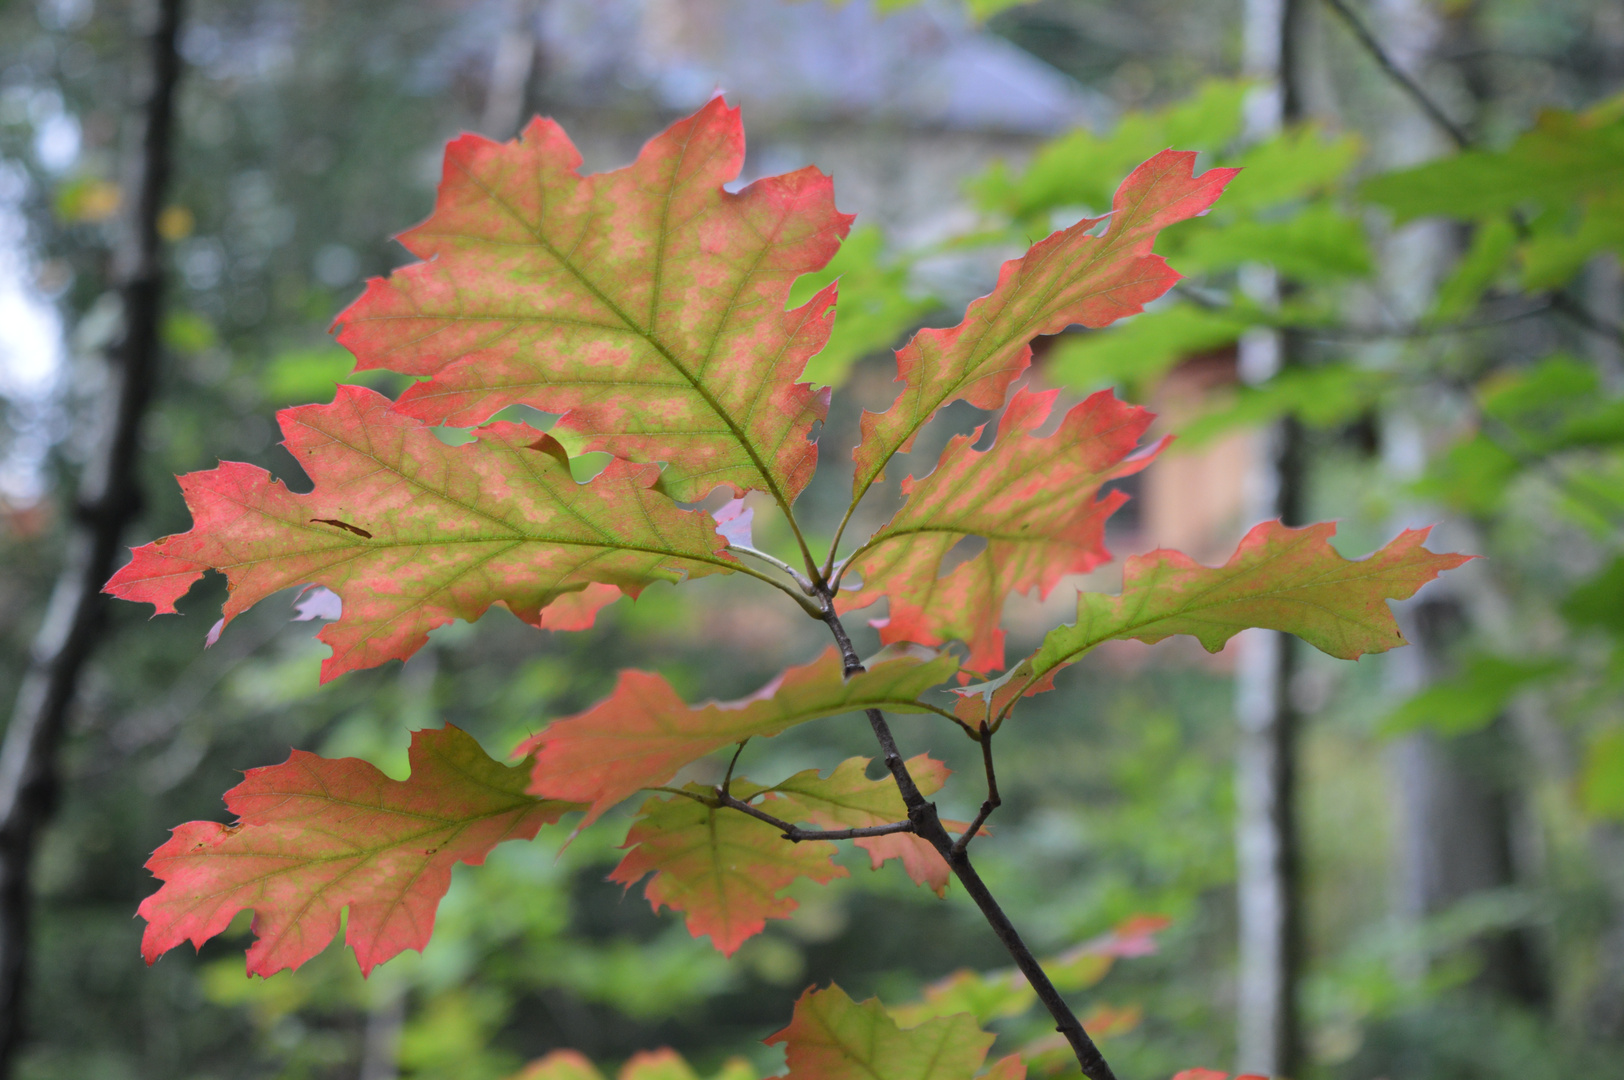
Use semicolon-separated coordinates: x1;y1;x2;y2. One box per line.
0;0;185;1071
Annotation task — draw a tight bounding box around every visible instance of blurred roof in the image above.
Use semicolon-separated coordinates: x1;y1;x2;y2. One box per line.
431;0;1110;135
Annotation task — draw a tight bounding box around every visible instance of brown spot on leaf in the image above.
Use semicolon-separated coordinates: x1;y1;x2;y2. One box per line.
311;518;373;539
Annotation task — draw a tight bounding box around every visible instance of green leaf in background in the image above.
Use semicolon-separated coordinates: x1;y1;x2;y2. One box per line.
1430;217;1518;322
1169;203;1372;281
1581;729;1624;819
970;79;1249;221
1379;655;1567;737
768;983;998;1080
161;310;218;355
1217;126;1363;215
1412;434;1524;515
1562;557;1624;637
1362;105;1624;223
1175;364;1390;448
1480;354;1600;423
261;344;390;404
789;225;933;388
1521;190;1624;290
1477;355;1624;454
888;969;1033;1027
1044;304;1257;391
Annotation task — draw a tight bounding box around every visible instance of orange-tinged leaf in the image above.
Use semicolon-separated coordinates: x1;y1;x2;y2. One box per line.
961;522;1471;724
768;754;959;894
619;1050;702;1080
511;1049;744;1080
104;386;735;680
522;648;957;824
610;783;847;955
981;1055;1027;1080
768;983;997;1080
139;726;572;977
1078;1003;1142;1039
334;98;852;504
535;582;623;631
850;831;954;895
840;387;1160;671
513;1051;604;1080
851;150;1234;498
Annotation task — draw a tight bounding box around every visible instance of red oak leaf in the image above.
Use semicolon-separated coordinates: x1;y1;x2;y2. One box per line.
334;98;852;505
958;522;1472;726
139;726;572;976
104;386;735;680
522;648;957;825
840;386;1160;671
850;150;1235;499
609;782;847;955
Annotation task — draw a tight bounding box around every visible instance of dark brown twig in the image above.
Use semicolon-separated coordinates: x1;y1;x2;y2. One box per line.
952;722;1001;857
713;791;914;842
1318;0;1471;149
814;600;1119;1080
720;741;747;795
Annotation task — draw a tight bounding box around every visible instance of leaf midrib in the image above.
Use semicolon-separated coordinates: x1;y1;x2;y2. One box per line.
445;148;798;510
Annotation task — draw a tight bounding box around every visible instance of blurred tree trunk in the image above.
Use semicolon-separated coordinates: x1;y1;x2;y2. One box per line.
1389;600;1544;1004
0;0;184;1073
1370;0;1549;1012
1233;0;1308;1075
1581;47;1624;1027
480;0;544;139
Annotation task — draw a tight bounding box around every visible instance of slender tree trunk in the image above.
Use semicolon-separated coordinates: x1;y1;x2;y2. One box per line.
1388;598;1546;1004
1233;0;1308;1074
0;1;184;1073
480;0;543;140
358;989;405;1080
1365;0;1549;1013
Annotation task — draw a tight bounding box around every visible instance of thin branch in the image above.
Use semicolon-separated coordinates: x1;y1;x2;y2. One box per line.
1479;415;1624;527
813;597;1119;1080
0;2;185;1073
1319;1;1624;351
1318;0;1471;149
729;544;815;594
781;508;828;594
823;499;865;582
1550;292;1624;348
1319;301;1552;340
714;791;914;841
952;721;1001;858
720;741;747;795
649;785;712;804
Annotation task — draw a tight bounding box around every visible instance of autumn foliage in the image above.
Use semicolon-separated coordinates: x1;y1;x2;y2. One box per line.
106;100;1466;1079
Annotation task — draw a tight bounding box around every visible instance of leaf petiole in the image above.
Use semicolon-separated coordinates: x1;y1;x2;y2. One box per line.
713;789;913;843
